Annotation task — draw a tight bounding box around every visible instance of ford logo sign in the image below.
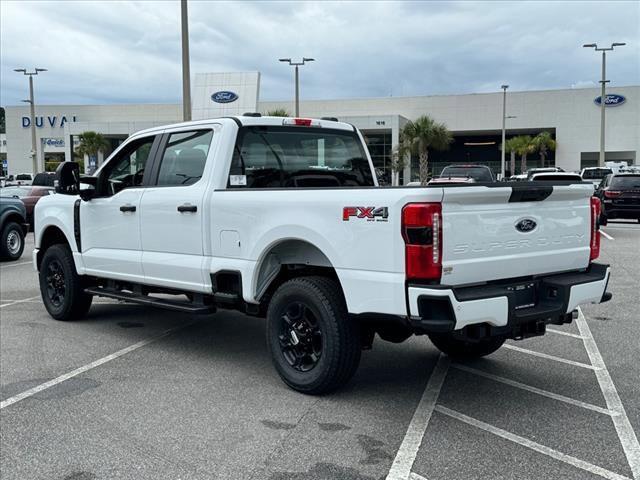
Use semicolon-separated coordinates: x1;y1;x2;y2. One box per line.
515;218;537;233
594;94;626;107
211;91;238;104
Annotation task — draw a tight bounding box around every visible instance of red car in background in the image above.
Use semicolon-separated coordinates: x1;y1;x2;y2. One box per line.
0;186;54;228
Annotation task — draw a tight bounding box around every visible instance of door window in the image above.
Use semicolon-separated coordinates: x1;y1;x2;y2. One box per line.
156;130;213;186
100;136;156;196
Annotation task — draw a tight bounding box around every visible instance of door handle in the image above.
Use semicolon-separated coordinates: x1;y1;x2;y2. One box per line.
177;204;197;213
119;204;136;213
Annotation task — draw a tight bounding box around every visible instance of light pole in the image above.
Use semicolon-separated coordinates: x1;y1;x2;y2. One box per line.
500;85;509;179
583;42;625;167
181;0;192;121
14;68;47;174
279;58;315;116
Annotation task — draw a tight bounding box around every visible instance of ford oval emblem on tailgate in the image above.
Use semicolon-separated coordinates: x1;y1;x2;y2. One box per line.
515;218;537;233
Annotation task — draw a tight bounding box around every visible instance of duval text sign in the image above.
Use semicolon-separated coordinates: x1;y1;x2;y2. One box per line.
22;115;77;128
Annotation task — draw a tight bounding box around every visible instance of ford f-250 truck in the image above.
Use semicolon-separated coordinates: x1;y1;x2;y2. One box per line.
34;115;611;394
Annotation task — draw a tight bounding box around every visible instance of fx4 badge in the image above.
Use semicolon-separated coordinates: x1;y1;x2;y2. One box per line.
343;206;389;222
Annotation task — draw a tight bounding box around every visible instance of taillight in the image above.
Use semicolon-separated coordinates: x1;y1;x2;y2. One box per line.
590;197;601;261
402;203;442;281
604;190;621;198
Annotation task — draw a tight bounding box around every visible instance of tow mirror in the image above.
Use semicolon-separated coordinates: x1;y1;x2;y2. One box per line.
54;161;81;195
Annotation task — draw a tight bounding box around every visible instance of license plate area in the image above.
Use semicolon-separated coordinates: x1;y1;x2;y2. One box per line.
508;282;537;310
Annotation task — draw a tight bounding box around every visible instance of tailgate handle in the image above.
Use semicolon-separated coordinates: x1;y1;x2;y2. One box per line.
509;186;553;202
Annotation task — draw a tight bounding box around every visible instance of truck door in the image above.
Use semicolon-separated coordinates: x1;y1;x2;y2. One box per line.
139;128;216;292
81;134;160;282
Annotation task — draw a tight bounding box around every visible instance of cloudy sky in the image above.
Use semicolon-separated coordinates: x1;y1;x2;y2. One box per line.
1;0;639;106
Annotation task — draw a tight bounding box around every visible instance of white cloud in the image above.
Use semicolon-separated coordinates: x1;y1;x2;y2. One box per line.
1;0;638;106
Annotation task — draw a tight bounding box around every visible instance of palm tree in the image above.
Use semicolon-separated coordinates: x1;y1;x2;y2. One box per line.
504;138;518;175
510;135;535;174
398;115;453;185
531;131;557;167
266;108;291;117
76;131;110;174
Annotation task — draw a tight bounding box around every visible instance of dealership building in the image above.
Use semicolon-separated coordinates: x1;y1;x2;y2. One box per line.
2;72;639;183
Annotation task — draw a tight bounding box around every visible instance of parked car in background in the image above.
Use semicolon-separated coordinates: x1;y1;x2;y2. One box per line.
508;174;528;181
428;176;476;185
5;173;34;186
529;172;583;182
0;195;29;260
1;186;54;228
525;167;565;180
32;172;56;187
581;167;613;186
595;173;640;224
439;164;494;182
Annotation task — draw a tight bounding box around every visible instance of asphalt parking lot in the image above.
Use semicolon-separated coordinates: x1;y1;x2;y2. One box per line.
1;223;639;480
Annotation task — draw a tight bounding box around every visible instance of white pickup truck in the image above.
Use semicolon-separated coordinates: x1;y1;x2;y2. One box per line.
34;115;611;394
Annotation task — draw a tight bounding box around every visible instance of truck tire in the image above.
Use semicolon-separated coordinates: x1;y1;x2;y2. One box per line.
428;333;505;359
266;276;361;394
1;222;25;261
39;244;93;321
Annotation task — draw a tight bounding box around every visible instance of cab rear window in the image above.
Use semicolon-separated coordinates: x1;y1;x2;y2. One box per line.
228;126;374;188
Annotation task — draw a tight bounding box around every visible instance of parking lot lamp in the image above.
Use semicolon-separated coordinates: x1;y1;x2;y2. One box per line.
500;85;509;179
14;68;46;174
181;0;192;121
279;58;315;117
583;42;626;167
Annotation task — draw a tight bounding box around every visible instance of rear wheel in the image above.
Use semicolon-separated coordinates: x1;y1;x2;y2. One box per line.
428;332;506;359
39;244;93;321
266;276;361;394
1;222;25;261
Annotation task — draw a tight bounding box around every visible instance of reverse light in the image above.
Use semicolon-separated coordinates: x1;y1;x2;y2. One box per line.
590;196;601;261
402;203;442;281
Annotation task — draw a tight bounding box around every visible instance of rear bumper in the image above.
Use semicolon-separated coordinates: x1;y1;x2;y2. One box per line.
602;201;640;218
408;263;611;334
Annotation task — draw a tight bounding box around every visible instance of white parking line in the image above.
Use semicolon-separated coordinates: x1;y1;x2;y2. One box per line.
386;354;450;480
0;260;33;269
409;473;428;480
577;308;640;479
601;230;615;241
0;295;40;309
452;364;616;416
0;322;195;410
503;344;601;370
435;406;631;480
546;327;586;339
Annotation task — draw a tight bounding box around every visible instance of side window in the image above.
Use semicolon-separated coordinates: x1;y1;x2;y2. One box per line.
101;136;156;196
156;130;213;186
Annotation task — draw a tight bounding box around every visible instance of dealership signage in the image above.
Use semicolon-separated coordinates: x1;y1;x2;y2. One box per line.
43;138;65;148
211;91;238;103
594;94;626;107
22;115;77;128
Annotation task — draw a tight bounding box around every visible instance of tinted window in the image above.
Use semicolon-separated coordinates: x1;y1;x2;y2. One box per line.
532;174;581;181
16;174;32;180
582;168;612;179
440;166;494;182
157;130;213;186
610;175;640;189
229;126;374;188
101;136;155;196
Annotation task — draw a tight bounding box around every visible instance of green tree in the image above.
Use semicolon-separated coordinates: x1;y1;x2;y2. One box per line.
531;131;557;167
76;131;110;174
398;115;453;185
266;108;291;117
0;107;5;134
504;137;519;175
510;135;535;174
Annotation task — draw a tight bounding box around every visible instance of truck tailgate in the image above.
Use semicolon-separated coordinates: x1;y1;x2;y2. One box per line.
441;183;594;285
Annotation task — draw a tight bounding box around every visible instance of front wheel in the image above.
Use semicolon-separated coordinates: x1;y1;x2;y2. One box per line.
428;332;506;359
266;276;361;394
1;222;25;261
39;244;93;321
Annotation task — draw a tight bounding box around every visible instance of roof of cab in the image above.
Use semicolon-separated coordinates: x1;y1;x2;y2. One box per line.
131;115;355;137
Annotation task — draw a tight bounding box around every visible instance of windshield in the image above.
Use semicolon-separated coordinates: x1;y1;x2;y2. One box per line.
229;126;374;188
16;174;32;181
582;168;612;179
440;166;494;182
610;175;640;189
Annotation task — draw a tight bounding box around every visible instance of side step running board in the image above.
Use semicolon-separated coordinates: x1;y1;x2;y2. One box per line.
85;287;216;314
